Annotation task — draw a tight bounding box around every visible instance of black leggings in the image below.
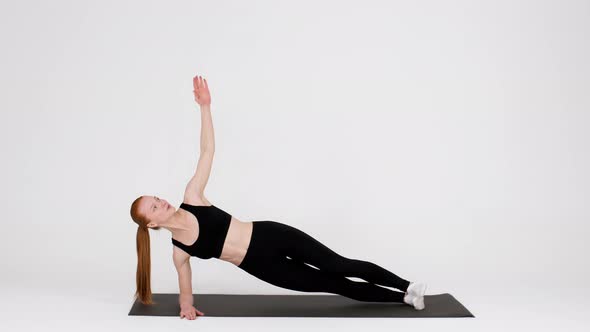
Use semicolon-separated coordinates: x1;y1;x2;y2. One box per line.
237;220;411;302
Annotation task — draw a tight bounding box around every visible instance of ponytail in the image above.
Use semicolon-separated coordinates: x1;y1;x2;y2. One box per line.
135;225;156;305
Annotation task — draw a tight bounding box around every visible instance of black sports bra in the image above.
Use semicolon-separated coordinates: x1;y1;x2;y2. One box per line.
171;203;232;259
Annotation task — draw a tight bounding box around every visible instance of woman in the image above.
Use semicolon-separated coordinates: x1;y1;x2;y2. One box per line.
130;75;428;320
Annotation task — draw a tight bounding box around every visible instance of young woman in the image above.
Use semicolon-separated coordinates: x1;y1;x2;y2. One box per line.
130;75;427;320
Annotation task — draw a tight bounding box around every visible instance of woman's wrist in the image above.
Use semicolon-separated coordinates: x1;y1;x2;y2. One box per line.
200;104;211;110
180;302;193;308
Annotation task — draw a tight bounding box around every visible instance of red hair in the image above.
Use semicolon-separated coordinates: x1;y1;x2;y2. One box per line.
129;196;157;305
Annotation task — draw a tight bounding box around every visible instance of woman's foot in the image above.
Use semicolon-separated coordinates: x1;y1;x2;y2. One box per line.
403;292;425;310
407;281;427;298
404;281;427;310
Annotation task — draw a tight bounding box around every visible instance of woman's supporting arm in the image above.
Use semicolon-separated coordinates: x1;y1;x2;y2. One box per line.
177;261;194;308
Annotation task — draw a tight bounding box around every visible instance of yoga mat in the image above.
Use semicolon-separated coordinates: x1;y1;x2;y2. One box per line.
129;293;474;318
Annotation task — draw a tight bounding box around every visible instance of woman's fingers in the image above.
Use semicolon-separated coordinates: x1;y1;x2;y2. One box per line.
193;76;201;91
193;75;207;89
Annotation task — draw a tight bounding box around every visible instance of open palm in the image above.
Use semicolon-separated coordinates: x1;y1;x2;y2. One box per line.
193;75;211;106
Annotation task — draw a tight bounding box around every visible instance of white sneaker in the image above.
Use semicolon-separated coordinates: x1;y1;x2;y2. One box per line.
407;281;427;298
403;292;425;310
405;281;427;310
412;294;425;310
403;292;414;306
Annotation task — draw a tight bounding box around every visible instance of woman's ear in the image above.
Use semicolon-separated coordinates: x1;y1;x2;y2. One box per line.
147;222;158;228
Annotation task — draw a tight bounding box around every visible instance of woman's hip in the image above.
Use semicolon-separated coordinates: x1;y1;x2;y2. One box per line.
237;220;293;272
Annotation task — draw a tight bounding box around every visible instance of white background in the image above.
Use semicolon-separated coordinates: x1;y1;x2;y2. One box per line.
1;0;588;331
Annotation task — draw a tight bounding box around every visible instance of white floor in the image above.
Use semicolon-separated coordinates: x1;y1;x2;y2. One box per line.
2;284;588;332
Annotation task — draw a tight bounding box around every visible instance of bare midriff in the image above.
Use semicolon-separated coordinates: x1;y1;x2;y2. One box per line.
219;216;253;266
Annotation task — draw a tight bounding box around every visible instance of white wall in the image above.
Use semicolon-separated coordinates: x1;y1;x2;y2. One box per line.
1;0;588;310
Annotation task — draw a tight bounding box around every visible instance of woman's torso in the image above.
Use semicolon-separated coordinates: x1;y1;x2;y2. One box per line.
173;196;253;266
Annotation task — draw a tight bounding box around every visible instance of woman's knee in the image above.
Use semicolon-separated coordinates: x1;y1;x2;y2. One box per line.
319;255;360;275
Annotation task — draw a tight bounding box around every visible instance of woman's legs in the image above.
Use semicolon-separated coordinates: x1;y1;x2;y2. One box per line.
241;221;410;302
257;255;407;302
272;221;411;292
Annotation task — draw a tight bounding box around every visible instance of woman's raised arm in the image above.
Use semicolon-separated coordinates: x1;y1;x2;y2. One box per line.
193;75;214;152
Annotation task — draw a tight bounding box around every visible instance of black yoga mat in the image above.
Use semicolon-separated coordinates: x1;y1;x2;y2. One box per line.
129;293;474;318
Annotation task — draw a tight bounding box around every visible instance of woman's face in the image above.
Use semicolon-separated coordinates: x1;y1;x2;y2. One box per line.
142;195;173;223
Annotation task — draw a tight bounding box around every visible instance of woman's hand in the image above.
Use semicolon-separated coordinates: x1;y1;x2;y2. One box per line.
193;75;211;107
180;304;205;320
